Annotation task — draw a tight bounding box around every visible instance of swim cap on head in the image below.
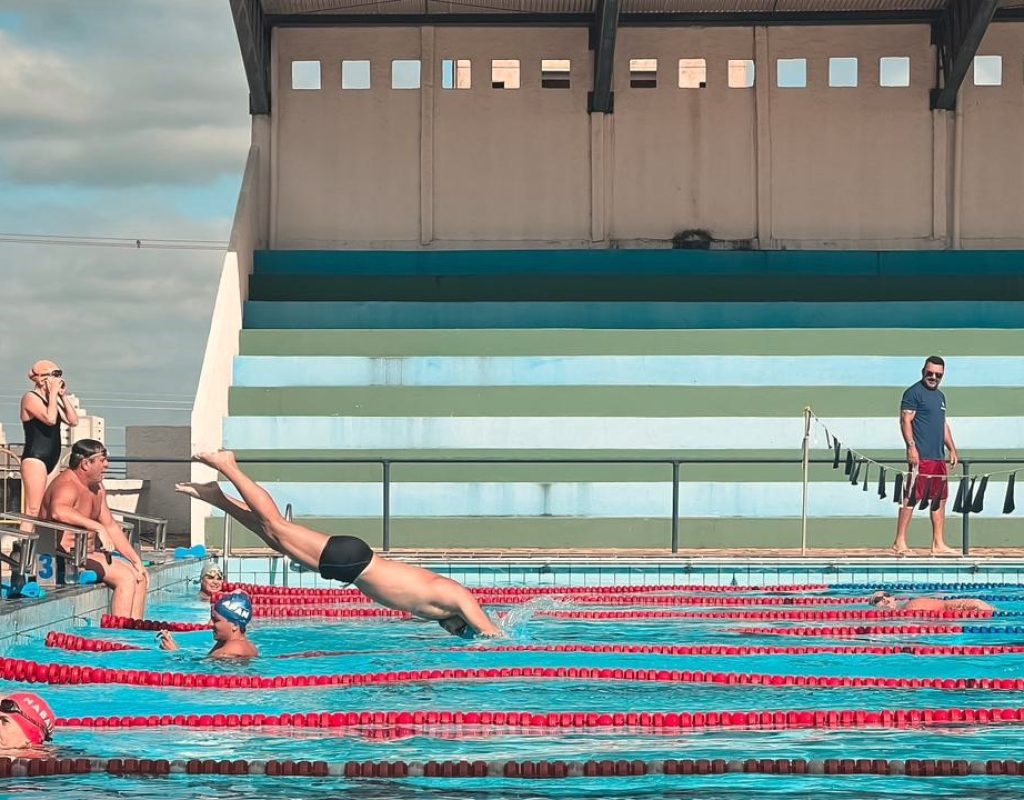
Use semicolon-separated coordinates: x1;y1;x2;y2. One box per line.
3;692;56;744
213;592;253;629
201;563;224;579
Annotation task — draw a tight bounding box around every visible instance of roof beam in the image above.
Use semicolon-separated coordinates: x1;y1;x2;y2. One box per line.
930;0;999;111
231;0;272;115
588;0;619;113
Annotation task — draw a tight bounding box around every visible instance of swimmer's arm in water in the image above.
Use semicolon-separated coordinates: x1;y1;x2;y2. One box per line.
449;585;504;637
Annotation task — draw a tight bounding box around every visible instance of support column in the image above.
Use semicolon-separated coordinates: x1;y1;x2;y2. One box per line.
753;27;774;249
930;110;951;245
590;113;609;243
420;26;435;246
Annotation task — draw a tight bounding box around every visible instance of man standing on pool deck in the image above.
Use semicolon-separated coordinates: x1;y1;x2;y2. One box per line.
891;356;960;556
177;450;502;638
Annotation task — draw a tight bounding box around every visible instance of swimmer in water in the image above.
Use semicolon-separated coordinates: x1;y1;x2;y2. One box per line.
0;692;55;751
197;563;224;601
869;590;994;613
158;591;259;659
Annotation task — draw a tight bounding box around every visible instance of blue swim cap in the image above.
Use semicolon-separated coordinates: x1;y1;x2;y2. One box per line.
213;592;253;629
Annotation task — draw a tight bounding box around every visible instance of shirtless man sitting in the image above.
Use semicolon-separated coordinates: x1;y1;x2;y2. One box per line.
42;439;149;619
158;591;259;659
869;590;994;613
177;450;501;638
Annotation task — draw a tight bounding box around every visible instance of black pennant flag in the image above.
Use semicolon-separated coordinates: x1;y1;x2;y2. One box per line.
833;440;841;469
952;477;968;514
878;467;887;499
971;476;989;514
850;460;862;485
844;450;854;476
892;473;903;504
862;464;870;491
963;478;977;513
1004;473;1016;515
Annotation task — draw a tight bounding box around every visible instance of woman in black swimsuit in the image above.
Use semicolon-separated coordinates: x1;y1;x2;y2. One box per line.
19;360;78;533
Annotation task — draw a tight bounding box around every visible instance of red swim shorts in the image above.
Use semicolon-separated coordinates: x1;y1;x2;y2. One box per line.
911;459;948;503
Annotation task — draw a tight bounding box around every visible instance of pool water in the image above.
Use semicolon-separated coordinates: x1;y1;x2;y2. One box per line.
5;580;1024;799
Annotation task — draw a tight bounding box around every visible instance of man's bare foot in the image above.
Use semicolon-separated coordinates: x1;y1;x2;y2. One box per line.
175;481;226;505
931;545;959;556
194;450;237;471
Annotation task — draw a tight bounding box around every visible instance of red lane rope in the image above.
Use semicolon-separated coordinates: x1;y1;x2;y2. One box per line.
540;609;994;621
2;755;1021;778
55;703;1024;732
44;632;142;653
100;616;210;631
223;582;833;597
109;609;990;626
3;658;1020;691
212;591;869;608
738;625;965;638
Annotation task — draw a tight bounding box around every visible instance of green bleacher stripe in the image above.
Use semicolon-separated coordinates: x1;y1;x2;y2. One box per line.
239;329;1024;357
205;516;1017;551
228;386;1022;418
228;449;1021;483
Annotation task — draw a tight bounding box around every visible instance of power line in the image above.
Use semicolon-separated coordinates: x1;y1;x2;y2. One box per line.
0;232;228;251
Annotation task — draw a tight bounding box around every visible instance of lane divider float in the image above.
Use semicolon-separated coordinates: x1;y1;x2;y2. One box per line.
3;658;1022;692
4;755;1024;778
57;703;1024;732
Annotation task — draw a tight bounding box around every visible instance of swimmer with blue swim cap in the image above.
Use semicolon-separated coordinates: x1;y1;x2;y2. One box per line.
158;591;259;659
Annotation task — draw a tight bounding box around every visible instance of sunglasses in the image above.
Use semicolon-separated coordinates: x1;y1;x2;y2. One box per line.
923;371;944;379
0;698;51;742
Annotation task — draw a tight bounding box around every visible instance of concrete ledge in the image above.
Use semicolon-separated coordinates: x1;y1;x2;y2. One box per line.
0;557;200;652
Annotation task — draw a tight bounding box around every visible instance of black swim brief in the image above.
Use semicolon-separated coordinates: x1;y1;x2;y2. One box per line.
318;535;374;584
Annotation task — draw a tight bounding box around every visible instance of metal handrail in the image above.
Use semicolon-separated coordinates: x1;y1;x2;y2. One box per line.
112;511;168;551
169;455;1024;558
0;512;90;581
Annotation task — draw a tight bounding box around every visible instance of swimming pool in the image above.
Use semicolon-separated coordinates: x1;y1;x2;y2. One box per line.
4;569;1024;799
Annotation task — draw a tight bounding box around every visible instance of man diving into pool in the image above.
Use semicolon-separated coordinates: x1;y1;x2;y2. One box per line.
176;451;502;638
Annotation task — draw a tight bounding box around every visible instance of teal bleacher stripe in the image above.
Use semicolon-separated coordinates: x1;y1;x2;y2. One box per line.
244;301;1024;330
232;355;1024;388
221;416;1024;451
253;249;1024;277
225;480;1014;519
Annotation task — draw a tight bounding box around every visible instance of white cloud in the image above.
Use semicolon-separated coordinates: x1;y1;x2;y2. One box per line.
0;1;250;187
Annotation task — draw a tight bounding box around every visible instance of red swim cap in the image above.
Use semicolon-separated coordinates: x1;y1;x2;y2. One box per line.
3;692;56;744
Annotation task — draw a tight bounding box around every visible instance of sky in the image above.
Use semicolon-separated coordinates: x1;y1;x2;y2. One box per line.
0;0;251;453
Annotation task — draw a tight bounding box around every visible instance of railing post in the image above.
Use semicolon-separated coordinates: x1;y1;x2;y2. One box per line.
671;461;680;553
281;502;292;586
222;515;231;582
800;407;811;556
382;460;391;552
961;460;970;556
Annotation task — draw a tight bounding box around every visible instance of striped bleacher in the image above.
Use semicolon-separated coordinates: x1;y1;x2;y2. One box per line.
206;250;1024;551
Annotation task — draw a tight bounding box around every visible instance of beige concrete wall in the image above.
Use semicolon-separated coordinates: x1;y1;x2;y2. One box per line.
959;23;1024;246
274;28;423;245
765;25;936;245
432;28;592;242
126;426;190;536
268;23;1024;249
611;28;757;241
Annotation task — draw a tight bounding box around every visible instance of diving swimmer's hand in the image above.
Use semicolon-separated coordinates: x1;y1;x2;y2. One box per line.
156;629;179;651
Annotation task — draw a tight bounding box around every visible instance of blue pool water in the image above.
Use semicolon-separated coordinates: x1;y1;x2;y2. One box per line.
5;579;1024;798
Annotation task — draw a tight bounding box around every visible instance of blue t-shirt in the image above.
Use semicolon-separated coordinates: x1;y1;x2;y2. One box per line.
900;381;947;461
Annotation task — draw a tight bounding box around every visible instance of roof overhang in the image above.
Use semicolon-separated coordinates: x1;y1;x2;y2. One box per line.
233;0;1024;114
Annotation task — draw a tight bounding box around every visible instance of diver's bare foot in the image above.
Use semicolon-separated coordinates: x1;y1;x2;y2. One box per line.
175;481;225;505
194;450;237;471
931;545;959;556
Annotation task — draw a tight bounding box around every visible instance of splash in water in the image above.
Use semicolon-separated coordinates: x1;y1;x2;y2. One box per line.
495;595;568;639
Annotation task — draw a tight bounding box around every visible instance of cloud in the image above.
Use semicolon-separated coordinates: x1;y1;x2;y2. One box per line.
0;1;250;187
